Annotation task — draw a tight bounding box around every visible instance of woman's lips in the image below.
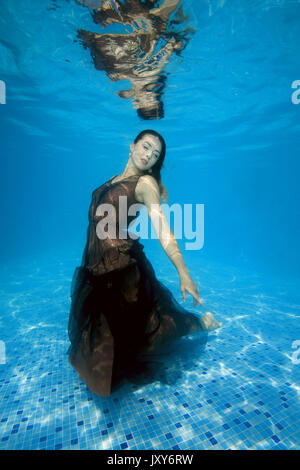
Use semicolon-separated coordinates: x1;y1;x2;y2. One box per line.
141;158;147;165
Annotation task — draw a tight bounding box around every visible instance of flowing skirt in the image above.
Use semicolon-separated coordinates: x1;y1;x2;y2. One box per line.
67;246;204;396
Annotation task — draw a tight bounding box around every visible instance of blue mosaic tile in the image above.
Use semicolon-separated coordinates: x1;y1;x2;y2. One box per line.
0;255;299;450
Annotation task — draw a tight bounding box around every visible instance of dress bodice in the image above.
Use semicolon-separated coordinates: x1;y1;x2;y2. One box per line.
81;174;143;275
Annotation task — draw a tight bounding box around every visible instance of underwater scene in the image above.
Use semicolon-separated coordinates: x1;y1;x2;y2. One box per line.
0;0;299;451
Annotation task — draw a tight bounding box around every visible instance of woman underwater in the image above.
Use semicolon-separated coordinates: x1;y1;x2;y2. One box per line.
67;130;222;396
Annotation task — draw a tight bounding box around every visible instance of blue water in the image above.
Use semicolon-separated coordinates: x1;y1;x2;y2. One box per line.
0;0;299;450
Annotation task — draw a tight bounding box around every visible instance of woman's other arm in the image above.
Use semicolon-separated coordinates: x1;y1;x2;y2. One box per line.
150;0;182;21
135;175;203;307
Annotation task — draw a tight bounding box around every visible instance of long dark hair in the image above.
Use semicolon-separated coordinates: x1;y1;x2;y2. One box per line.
134;129;168;202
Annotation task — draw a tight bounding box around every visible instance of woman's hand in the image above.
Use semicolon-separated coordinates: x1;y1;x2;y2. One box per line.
180;272;204;308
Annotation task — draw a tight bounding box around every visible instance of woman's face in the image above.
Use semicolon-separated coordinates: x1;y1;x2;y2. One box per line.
130;134;162;172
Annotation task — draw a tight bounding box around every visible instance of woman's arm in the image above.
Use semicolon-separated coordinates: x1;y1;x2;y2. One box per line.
150;0;182;21
135;175;204;307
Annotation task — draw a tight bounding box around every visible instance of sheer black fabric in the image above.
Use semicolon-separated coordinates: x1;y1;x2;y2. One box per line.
67;175;204;396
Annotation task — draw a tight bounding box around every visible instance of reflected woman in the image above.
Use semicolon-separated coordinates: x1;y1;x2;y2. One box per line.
67;130;222;397
76;0;194;119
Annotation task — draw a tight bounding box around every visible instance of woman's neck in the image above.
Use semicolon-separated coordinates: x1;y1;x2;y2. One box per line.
119;159;144;178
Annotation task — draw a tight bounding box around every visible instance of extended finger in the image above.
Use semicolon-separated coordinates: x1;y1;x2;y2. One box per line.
195;287;204;306
193;291;204;307
186;287;203;307
196;295;204;307
194;287;204;307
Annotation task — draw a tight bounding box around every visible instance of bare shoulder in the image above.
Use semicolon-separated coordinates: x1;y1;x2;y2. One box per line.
135;175;160;203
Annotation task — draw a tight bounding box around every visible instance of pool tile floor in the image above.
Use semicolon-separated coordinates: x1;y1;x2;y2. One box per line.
0;251;299;450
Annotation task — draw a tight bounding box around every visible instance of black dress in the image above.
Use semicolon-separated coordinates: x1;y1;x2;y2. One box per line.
67;175;205;396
